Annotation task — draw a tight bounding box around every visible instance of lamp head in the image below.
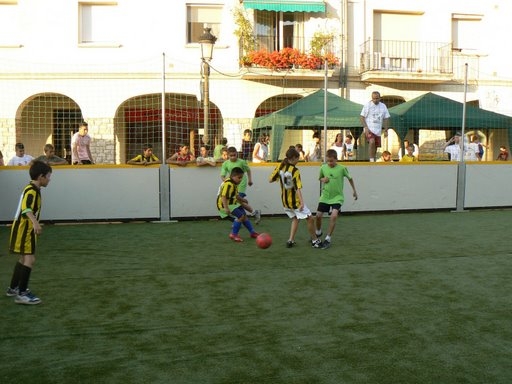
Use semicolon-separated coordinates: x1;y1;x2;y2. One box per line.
199;27;217;62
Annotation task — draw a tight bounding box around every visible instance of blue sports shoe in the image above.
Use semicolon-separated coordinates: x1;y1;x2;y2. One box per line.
15;291;41;305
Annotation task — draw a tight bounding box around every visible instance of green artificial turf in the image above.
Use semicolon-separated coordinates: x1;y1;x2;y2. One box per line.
1;211;511;384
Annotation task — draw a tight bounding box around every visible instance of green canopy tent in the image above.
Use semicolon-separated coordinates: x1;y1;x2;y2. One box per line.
252;89;365;161
389;92;512;147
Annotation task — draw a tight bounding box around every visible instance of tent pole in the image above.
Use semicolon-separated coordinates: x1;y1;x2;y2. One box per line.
323;59;328;162
454;63;468;213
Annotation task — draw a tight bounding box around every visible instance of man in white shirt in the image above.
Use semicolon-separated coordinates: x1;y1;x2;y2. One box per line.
360;91;390;162
71;122;94;164
444;133;461;161
7;143;34;166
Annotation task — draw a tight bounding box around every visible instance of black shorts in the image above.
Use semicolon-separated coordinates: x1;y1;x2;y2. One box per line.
317;202;341;213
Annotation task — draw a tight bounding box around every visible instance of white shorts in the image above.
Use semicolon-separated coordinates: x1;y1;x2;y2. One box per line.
284;205;312;219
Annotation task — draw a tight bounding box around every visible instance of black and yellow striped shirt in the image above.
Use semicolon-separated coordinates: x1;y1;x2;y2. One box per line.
269;163;302;209
9;182;41;255
216;177;239;211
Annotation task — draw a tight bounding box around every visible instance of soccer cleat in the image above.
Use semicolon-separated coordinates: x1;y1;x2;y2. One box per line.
14;291;41;305
229;233;243;242
312;239;323;248
286;240;296;248
254;209;261;224
6;287;19;297
321;240;331;249
250;232;260;239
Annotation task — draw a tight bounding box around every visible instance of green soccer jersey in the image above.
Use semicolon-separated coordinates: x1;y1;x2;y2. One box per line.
319;163;351;205
220;158;250;193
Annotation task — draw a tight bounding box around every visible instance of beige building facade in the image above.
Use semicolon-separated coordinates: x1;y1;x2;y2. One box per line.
1;0;511;163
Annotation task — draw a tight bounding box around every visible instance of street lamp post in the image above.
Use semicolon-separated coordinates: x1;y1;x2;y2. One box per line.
199;27;217;145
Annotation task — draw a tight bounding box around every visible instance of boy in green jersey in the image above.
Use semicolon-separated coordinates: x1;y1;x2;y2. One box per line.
315;149;358;249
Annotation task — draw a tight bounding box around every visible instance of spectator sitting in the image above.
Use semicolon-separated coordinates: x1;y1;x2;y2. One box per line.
7;142;34;166
196;145;216;167
295;144;306;161
497;146;509;161
127;144;161;166
213;138;228;160
241;129;254;161
400;144;418;162
398;139;419;160
166;144;195;166
342;134;356;160
376;150;394;162
34;144;68;166
216;147;228;163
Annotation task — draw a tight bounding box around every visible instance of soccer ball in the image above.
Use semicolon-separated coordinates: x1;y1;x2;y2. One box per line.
256;233;272;249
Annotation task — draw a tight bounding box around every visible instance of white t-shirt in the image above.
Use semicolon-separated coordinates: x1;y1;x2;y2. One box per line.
444;144;461;161
343;142;355;160
7;154;34;166
308;142;322;162
330;145;343;160
360;101;390;136
465;142;480;161
252;142;268;163
71;132;92;163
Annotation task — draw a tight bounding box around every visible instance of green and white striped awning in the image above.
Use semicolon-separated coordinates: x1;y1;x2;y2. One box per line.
243;0;326;13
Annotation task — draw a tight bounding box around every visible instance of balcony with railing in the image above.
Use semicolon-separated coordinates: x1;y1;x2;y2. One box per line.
359;39;480;83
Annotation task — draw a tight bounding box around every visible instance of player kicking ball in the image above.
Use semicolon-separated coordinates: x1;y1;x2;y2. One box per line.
315;149;358;249
216;166;259;242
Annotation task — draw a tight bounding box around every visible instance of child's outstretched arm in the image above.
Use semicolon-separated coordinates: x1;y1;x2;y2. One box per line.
348;178;358;200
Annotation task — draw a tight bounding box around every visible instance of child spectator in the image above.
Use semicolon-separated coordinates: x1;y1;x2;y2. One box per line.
400;144;419;162
34;144;68;166
377;150;393;162
252;132;270;163
295;143;306;161
196;144;216;167
7;142;34;166
497;146;509;161
315;149;358;249
166;144;195;166
216;167;259;242
269;147;322;248
241;129;254;160
6;160;52;304
213;137;228;160
342;134;356;160
305;131;322;162
127;144;161;166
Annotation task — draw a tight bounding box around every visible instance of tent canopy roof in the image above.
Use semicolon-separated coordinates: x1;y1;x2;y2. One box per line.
253;89;363;130
390;92;512;137
252;89;364;160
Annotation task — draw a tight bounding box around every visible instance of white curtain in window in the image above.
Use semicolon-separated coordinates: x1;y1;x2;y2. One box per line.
81;4;118;43
0;4;19;43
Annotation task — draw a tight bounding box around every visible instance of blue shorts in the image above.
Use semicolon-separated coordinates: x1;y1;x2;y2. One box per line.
229;206;247;220
317;202;342;213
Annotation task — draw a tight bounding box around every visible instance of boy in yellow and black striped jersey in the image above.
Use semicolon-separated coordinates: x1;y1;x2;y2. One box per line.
217;167;259;242
6;160;52;305
269;147;322;248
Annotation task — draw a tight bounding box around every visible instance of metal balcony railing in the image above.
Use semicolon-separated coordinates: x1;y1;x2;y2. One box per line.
360;39;454;75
